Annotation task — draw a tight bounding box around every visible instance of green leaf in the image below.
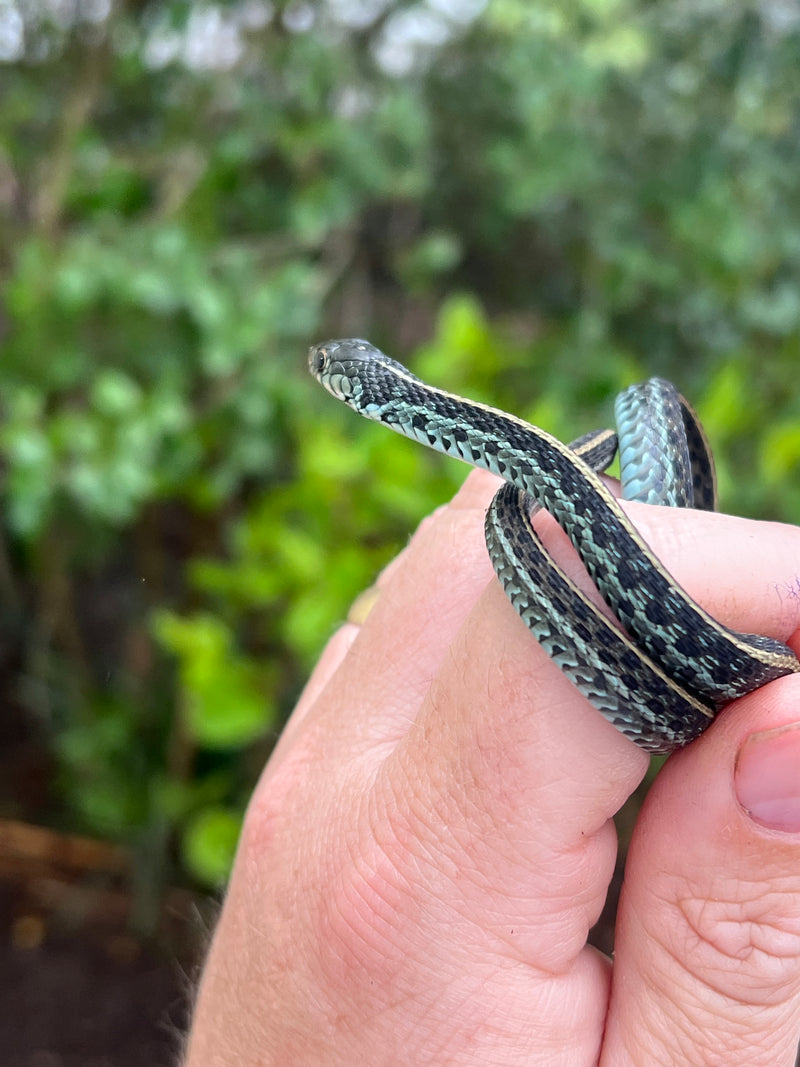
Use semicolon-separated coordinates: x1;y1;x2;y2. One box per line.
182;806;243;887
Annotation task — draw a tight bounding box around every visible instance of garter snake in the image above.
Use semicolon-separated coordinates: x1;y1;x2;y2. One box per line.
308;338;799;753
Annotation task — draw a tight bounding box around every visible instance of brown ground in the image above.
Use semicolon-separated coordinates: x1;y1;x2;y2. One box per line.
0;820;208;1067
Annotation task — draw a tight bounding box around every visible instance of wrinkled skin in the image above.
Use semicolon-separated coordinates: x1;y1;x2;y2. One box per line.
185;470;800;1066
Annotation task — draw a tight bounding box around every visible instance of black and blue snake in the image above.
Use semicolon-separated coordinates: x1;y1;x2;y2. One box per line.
309;338;799;753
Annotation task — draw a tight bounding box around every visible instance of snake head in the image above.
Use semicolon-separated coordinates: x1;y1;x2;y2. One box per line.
308;338;419;409
308;338;375;400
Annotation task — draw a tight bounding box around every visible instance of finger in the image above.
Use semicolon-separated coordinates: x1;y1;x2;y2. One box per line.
260;469;501;782
280;469;501;755
310;576;639;1065
281;623;360;731
603;675;800;1066
620;500;800;646
286;526;414;732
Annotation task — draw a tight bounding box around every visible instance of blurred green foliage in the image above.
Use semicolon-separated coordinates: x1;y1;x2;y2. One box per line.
0;0;799;890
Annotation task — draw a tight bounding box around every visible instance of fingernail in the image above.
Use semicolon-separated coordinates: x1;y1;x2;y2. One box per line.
735;723;800;832
346;585;381;626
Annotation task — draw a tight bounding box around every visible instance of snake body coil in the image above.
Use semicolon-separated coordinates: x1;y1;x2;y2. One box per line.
309;338;799;752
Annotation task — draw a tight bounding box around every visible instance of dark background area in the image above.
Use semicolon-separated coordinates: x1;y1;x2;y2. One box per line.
2;0;800;1061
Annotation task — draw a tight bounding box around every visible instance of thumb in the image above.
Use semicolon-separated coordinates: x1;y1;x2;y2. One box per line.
603;675;800;1066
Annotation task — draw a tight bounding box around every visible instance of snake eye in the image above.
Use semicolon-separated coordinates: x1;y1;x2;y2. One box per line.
310;345;327;375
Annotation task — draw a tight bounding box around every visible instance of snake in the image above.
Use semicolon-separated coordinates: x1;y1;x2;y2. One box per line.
308;338;800;753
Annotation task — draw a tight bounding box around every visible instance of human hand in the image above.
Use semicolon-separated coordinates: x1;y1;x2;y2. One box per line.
184;470;800;1066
